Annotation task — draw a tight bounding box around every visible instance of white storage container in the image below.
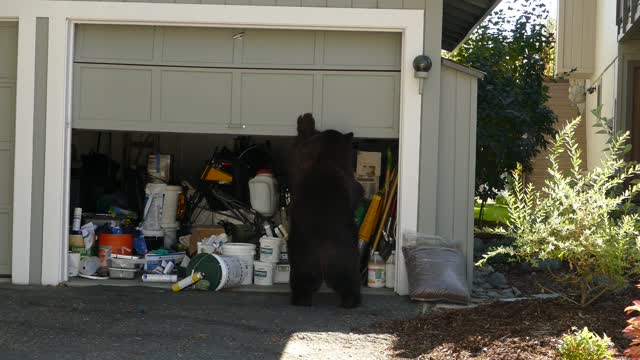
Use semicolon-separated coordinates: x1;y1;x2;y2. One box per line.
109;267;138;279
110;255;144;269
259;236;281;263
222;243;256;285
249;170;279;217
274;264;290;284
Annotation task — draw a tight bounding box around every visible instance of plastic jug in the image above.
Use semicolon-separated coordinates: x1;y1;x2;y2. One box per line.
249;170;279;217
368;252;385;288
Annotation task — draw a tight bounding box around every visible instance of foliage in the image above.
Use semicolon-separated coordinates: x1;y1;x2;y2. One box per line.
473;203;510;224
478;113;640;306
557;327;614;360
624;284;640;359
449;0;557;213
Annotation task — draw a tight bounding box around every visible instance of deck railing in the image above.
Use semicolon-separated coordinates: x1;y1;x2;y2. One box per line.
618;0;640;39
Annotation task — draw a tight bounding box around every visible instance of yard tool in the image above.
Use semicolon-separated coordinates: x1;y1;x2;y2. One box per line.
371;172;398;256
358;193;382;255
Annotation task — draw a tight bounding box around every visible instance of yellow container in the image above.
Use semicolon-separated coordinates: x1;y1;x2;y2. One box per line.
358;194;382;243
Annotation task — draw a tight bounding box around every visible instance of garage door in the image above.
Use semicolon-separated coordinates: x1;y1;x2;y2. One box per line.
72;25;401;138
0;22;17;275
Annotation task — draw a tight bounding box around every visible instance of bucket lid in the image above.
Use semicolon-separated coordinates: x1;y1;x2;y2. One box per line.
187;253;223;290
256;169;273;175
143;229;164;237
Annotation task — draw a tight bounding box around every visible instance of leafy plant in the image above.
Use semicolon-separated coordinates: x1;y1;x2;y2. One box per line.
478;112;640;306
624;284;640;359
557;327;614;360
449;0;557;219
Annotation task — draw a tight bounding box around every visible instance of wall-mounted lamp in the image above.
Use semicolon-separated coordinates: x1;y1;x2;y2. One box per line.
413;55;432;95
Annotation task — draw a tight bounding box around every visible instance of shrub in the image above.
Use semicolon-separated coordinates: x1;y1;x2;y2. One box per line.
624;285;640;359
557;327;614;360
478;112;640;306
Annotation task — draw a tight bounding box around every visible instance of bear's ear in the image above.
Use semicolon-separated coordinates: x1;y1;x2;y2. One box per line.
344;132;354;142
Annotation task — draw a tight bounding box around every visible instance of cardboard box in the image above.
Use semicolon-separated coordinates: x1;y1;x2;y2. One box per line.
356;151;382;178
189;225;225;256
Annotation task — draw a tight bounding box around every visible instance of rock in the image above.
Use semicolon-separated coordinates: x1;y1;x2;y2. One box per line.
434;303;478;311
487;291;499;298
536;259;562;271
499;289;515;298
482;282;493;289
475;265;494;275
487;272;507;288
512;287;522;297
532;293;561;300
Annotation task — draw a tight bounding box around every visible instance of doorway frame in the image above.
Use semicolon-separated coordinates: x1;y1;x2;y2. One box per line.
8;0;425;294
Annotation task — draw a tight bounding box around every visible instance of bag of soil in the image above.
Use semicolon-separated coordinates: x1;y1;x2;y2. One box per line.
402;232;470;304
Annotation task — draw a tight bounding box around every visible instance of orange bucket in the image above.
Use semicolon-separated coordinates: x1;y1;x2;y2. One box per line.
98;234;133;256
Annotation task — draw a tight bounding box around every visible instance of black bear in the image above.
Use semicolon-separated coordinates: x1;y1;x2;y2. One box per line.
288;115;363;308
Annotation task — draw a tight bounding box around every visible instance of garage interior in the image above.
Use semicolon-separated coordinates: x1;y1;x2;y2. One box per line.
68;23;403;292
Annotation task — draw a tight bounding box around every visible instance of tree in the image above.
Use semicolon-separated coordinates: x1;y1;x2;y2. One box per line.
449;0;557;218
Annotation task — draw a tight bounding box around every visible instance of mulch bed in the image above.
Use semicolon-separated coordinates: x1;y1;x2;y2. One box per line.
357;289;638;359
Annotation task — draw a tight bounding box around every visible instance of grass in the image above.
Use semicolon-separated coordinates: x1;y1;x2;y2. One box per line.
474;203;510;224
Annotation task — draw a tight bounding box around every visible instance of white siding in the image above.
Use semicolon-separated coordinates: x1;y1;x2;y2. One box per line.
556;0;596;78
437;63;478;286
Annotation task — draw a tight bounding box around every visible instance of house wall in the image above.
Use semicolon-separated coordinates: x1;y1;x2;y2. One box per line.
583;0;619;170
526;81;584;189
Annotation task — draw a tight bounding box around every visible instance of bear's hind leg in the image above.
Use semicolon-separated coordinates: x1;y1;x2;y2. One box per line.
290;264;322;307
327;254;361;309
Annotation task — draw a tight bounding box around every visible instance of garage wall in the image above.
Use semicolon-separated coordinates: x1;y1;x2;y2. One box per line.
0;22;18;275
437;60;480;286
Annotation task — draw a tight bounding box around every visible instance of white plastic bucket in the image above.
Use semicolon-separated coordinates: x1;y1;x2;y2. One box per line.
211;254;244;290
68;252;81;277
221;243;256;285
259;236;281;263
253;261;275;286
162;221;179;249
161;185;181;225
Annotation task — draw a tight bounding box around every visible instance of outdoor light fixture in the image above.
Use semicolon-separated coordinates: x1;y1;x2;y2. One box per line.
413;55;432;94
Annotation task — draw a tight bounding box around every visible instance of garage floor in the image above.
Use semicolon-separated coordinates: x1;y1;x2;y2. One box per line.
0;284;418;360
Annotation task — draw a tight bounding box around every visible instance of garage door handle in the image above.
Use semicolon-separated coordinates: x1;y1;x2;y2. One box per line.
227;124;247;129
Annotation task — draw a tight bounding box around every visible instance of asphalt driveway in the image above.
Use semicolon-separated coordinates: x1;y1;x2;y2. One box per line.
0;284;419;360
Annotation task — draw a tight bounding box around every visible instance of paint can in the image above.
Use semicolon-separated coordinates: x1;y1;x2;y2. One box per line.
67;252;81;277
186;253;244;291
279;241;288;263
274;264;290;284
259;236;281;263
253;261;275;286
221;243;256;285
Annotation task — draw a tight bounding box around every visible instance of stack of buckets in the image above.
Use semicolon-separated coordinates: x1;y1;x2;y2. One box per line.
254;236;286;286
142;183;181;249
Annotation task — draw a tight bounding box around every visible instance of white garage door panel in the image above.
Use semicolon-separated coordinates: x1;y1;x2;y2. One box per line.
322;74;398;133
0;149;13;208
0;86;14;143
240;72;314;126
162;27;235;65
0;24;17;80
0;211;10;273
75;65;153;123
75;24;156;63
241;29;316;66
160;69;233;125
323;31;400;68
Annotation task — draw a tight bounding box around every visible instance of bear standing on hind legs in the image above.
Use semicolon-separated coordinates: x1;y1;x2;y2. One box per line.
288;114;363;308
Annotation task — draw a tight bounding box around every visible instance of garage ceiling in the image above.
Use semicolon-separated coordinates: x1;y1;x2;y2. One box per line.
443;0;502;52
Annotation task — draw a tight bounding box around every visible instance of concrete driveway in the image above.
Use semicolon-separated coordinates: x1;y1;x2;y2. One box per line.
0;284;419;360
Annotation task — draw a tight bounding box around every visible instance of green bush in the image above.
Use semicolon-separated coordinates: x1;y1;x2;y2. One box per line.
557;327;613;360
478;112;640;306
